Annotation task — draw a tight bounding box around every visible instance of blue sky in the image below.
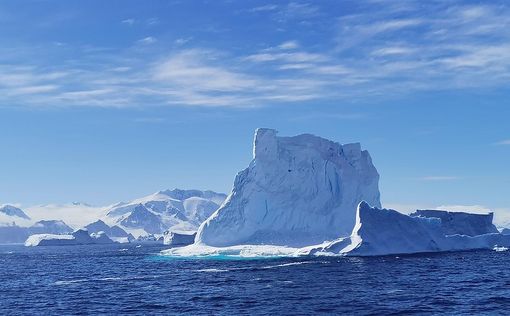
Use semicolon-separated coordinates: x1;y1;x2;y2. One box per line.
0;0;509;215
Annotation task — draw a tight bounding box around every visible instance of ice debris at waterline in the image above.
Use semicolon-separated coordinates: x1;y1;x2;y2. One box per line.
195;128;381;247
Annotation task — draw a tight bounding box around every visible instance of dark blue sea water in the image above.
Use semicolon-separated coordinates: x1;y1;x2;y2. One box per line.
1;244;510;315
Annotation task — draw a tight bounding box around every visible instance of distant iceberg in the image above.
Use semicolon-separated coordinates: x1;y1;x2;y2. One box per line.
25;229;115;247
163;231;196;247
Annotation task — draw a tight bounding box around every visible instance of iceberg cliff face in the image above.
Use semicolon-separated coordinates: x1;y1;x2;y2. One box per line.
196;128;381;247
312;202;510;256
25;229;115;246
410;209;499;236
164;231;196;246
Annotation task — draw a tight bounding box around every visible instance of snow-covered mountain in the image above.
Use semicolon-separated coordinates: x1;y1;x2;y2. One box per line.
25;203;105;229
84;220;132;239
102;189;227;237
0;218;73;244
196;128;381;247
0;189;226;243
29;220;73;235
0;205;31;220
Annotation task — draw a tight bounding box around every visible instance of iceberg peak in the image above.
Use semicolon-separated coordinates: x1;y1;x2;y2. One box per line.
196;128;381;247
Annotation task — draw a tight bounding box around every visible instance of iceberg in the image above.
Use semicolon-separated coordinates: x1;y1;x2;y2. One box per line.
309;202;510;256
25;229;115;246
163;231;196;247
195;128;381;247
410;209;499;236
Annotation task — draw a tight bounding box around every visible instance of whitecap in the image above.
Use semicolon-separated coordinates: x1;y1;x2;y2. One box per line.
53;279;89;285
193;268;229;273
262;261;314;269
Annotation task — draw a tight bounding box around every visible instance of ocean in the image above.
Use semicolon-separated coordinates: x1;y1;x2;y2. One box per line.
1;244;509;315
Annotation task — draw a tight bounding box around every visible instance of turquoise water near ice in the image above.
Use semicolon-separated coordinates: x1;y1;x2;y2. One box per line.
1;244;510;315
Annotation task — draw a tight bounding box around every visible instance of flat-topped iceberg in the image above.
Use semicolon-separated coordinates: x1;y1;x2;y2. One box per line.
163;231;196;247
410;209;499;236
196;128;381;247
25;229;115;247
310;202;510;256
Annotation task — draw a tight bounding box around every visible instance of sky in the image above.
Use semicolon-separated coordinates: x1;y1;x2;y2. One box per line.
0;0;509;217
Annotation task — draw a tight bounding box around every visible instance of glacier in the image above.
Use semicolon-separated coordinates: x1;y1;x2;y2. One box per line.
195;128;381;247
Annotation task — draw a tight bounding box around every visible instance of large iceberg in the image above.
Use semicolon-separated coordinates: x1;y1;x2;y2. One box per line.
310;202;510;256
195;128;381;247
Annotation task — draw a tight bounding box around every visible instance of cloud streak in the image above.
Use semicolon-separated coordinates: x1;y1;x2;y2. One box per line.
1;1;510;108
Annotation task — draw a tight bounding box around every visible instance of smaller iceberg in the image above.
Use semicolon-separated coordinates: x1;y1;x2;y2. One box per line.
163;231;196;247
309;202;510;256
25;229;115;247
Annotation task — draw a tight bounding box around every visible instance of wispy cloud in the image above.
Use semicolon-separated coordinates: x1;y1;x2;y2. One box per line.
495;139;510;146
121;18;135;25
419;176;460;181
278;40;299;50
250;4;278;12
137;36;157;45
2;1;510;108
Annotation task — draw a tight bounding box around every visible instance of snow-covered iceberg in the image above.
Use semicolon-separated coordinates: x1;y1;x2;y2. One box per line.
410;209;499;236
310;202;510;256
163;231;196;247
25;229;115;246
195;128;381;247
